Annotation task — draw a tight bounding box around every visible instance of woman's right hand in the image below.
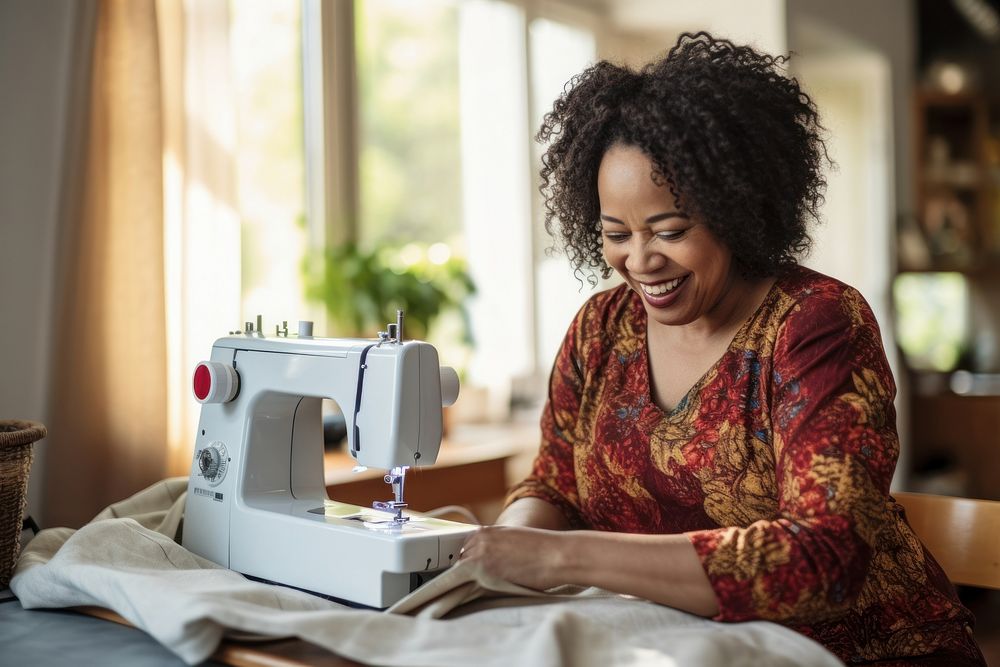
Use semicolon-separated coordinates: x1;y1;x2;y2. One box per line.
458;524;570;591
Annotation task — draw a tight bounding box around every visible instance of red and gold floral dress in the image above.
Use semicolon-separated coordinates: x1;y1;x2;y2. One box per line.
506;266;984;665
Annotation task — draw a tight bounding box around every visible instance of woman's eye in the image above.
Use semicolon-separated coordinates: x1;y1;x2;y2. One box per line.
656;230;686;241
602;232;629;243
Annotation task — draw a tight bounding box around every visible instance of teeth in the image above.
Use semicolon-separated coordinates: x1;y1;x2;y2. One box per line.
641;277;682;295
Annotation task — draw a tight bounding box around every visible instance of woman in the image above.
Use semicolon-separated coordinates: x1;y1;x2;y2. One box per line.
458;32;985;665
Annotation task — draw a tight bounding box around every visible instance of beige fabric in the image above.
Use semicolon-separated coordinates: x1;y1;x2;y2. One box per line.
90;474;187;535
44;0;169;528
12;479;844;666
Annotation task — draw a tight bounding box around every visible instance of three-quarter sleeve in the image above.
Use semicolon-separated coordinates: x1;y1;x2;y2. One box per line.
504;305;589;528
688;287;900;625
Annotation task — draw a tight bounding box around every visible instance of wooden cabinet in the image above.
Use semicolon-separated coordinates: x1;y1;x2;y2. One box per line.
909;393;1000;501
907;92;1000;271
899;93;1000;499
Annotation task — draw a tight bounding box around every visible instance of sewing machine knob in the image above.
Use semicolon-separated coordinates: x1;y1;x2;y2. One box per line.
440;367;460;407
192;361;239;404
196;441;229;485
198;447;221;478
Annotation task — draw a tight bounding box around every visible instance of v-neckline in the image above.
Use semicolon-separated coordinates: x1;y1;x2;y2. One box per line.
635;277;782;418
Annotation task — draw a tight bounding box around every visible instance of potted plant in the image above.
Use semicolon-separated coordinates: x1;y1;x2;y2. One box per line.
302;241;475;342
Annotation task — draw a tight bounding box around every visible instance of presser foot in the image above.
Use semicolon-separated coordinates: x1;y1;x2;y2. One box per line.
371;500;410;526
371;466;410;527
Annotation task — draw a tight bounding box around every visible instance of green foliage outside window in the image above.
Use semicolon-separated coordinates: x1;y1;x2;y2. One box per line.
355;0;463;249
893;273;968;372
303;242;475;343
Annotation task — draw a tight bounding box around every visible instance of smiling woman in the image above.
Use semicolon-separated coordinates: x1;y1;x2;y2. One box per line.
597;145;764;327
458;32;989;666
597;144;777;411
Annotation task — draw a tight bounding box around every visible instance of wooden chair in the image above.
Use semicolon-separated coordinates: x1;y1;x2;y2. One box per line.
894;491;1000;589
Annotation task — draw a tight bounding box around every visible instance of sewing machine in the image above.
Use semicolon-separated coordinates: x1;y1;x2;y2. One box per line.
182;312;476;608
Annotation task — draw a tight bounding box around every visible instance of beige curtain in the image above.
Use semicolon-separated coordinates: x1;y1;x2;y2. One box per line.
44;0;169;527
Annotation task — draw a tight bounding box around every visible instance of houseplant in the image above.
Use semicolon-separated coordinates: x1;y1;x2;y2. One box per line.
303;241;476;343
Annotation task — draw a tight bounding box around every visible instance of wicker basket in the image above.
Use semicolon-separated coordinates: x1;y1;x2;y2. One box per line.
0;419;46;587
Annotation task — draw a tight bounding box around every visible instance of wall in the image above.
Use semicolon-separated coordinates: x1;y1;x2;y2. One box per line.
787;0;917;222
606;0;786;56
0;0;86;523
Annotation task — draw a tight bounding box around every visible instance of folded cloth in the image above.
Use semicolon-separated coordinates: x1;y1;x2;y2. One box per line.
12;479;844;666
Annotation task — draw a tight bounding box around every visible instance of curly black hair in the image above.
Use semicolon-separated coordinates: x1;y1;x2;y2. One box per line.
537;31;830;284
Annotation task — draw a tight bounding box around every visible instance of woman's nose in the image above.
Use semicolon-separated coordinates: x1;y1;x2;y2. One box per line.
624;236;666;275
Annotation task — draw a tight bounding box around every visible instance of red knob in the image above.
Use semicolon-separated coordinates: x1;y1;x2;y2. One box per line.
193;362;239;403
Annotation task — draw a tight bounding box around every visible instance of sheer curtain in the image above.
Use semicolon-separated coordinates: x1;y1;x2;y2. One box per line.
43;0;239;527
158;0;241;479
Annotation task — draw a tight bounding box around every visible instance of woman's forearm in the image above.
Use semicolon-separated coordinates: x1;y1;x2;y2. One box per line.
495;497;572;530
559;530;720;617
471;499;719;617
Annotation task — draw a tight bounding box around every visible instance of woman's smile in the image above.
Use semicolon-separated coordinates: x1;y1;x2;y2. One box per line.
638;274;690;307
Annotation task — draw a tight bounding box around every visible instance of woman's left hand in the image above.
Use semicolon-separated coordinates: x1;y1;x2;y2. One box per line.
458;525;571;591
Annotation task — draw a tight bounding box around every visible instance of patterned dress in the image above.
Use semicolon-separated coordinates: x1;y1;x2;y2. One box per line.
506;266;984;665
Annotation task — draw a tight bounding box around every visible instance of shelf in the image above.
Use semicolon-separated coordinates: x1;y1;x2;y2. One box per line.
896;261;1000;278
910;370;1000;397
911;90;1000;271
919;175;983;191
916;90;986;107
902;90;1000;499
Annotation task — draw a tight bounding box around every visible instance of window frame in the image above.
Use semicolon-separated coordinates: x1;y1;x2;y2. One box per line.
308;0;610;409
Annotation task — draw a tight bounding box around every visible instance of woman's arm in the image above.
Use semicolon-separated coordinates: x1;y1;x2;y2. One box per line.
686;285;900;624
495;497;572;530
460;522;719;617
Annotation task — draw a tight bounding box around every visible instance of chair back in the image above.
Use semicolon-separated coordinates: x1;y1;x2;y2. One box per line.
894;491;1000;590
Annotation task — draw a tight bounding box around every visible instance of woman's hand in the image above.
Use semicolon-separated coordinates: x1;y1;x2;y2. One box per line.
458;525;720;617
458;525;571;591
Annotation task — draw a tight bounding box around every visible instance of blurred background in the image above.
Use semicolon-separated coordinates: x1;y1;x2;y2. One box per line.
2;0;999;638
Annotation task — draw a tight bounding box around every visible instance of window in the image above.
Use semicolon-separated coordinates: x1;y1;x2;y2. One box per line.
894;273;969;372
353;0;599;419
172;1;604;435
356;0;463;249
528;16;602;378
230;0;312;325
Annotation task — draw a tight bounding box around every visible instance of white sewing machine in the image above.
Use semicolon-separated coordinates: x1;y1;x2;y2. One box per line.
182;312;477;608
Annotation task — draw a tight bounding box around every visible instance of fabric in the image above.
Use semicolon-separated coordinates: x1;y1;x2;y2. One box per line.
44;0;170;528
11;478;844;666
157;0;244;472
43;0;246;528
506;266;984;665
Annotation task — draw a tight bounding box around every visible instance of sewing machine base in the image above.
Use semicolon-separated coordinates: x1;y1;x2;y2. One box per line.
186;494;476;609
243;566;448;611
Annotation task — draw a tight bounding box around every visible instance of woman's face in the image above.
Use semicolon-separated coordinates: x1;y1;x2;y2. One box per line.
597;143;738;328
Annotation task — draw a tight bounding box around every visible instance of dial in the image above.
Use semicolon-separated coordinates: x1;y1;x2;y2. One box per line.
196;441;229;486
192;361;239;404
